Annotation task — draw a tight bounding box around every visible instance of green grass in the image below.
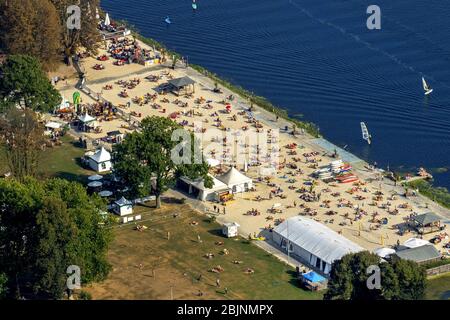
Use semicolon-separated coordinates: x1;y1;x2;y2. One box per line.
426;274;450;300
405;179;450;209
107;204;324;300
37;135;94;183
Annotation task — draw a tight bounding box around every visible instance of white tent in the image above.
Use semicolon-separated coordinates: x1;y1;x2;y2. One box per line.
217;167;252;193
374;247;396;258
179;174;229;201
403;238;430;249
79;112;96;124
45;121;62;130
88;147;112;173
104;13;111;26
206;158;221;167
57;96;71;111
273;217;364;274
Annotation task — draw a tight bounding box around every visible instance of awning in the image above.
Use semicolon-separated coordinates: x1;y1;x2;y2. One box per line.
302;271;326;283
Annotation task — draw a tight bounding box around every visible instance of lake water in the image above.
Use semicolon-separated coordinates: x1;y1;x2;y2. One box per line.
102;0;450;189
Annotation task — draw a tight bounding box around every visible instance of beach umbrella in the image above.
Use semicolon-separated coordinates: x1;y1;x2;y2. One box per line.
105;13;111;26
88;181;103;188
98;190;113;197
374;247;396;258
88;174;103;181
169;112;178;119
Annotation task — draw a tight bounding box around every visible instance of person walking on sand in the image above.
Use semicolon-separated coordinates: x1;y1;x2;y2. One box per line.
197;234;202;243
224;287;228;295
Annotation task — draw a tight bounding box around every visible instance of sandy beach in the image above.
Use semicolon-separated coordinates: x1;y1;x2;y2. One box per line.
52;35;450;260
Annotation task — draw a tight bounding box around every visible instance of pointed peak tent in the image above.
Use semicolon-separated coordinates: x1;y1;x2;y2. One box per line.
79;112;96;123
89;147;111;163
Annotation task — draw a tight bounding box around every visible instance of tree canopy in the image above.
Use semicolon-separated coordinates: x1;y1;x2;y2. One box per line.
0;108;45;180
0;55;61;112
113;116;212;208
0;0;101;69
324;251;426;300
0;0;61;70
0;177;112;299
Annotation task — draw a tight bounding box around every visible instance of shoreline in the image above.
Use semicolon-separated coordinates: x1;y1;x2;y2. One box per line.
53;21;450;264
126;27;450;214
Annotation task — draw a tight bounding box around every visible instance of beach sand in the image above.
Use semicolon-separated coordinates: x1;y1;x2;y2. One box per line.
53;37;450;259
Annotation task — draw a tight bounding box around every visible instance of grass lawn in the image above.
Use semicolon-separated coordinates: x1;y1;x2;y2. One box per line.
37;135;94;183
0;135;94;183
426;274;450;300
86;202;324;300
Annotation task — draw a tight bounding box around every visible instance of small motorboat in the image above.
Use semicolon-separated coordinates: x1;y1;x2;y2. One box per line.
192;1;198;10
422;77;433;95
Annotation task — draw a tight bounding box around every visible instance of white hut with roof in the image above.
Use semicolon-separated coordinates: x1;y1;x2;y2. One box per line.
217;167;252;193
88;147;112;172
114;196;133;216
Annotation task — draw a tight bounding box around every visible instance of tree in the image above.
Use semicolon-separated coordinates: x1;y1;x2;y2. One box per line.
113;116;212;208
0;108;45;180
0;0;61;70
50;0;101;62
33;196;76;299
325;251;383;300
0;177;112;299
324;251;426;300
0;55;61;112
390;258;426;300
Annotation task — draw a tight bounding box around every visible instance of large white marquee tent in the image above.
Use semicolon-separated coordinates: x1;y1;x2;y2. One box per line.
273;217;363;274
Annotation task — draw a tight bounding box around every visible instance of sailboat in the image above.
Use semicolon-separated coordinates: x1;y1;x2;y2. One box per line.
422;77;433;95
165;16;172;24
360;122;372;145
192;0;198;10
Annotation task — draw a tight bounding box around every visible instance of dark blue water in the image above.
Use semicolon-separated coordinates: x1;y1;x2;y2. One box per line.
102;0;450;189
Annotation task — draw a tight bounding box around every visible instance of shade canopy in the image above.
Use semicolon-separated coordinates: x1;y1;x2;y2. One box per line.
375;247;396;258
45;121;62;129
412;212;441;226
403;238;430;249
168;76;195;89
302;271;326;283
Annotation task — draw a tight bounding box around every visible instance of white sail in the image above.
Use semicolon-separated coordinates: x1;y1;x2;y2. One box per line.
360;122;371;144
422;77;429;91
422;77;433;95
